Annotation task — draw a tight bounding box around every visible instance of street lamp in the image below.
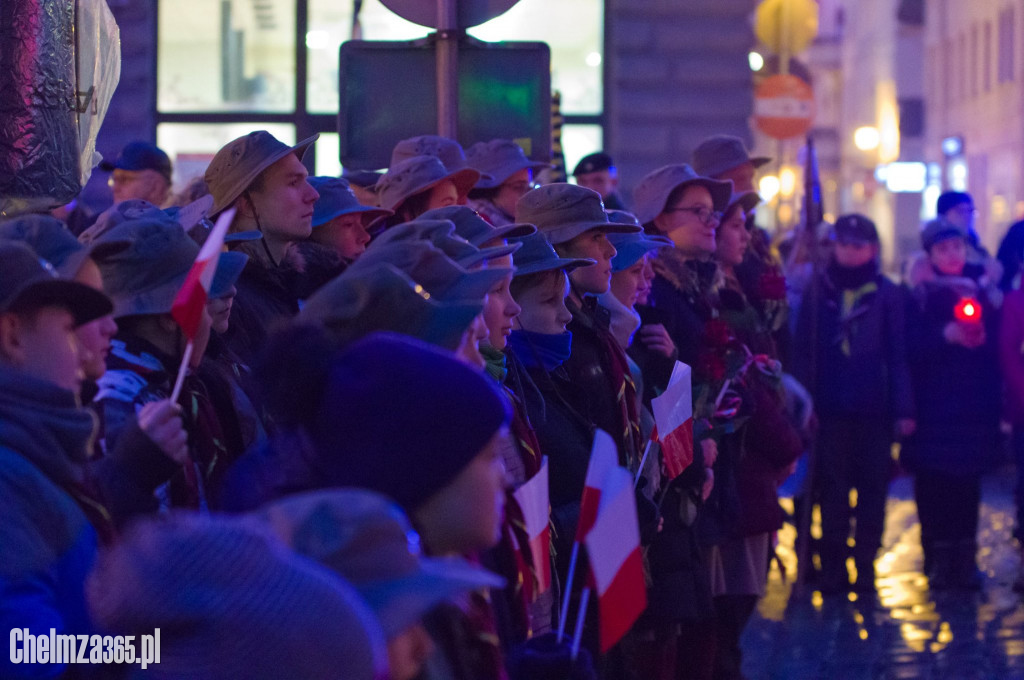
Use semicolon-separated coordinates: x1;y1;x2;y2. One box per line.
853;126;881;152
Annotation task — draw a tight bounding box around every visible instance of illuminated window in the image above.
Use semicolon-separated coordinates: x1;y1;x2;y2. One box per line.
156;0;604;177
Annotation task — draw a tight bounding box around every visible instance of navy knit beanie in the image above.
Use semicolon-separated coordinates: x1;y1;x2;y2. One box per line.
310;332;510;511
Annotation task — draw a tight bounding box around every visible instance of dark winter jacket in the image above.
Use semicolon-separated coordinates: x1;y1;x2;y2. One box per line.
0;367;100;679
561;296;642;466
223;242;302;366
1000;289;1024;425
902;265;1001;475
793;260;914;420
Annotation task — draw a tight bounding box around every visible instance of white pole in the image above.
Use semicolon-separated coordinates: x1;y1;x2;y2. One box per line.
570;587;591;660
169;341;195;404
556;542;580;641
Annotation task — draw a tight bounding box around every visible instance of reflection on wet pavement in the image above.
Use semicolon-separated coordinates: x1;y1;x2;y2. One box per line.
742;473;1024;679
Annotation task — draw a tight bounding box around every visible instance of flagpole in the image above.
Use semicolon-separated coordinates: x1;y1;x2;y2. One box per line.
556;543;580;642
570;587;591;660
169;341;195;404
634;437;653;489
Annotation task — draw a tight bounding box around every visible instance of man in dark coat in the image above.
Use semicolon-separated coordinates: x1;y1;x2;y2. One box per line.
793;214;915;593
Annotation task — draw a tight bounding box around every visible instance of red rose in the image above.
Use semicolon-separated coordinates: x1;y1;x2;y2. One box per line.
755;272;788;300
704;319;732;346
697;352;727;382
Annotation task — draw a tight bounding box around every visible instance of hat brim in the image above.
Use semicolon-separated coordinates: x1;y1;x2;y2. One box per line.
476;222;537;246
13;279;114;327
474;160;552;189
611;237;673;272
313;205;394;229
388;167;483;212
751;156;772;169
543;220;643;245
513;256;597;277
727;191;761;215
443;266;515;302
210;133;320;215
358;559;505;639
210;251;249;299
458;242;521;269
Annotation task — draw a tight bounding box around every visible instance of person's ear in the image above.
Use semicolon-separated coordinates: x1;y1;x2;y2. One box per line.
652;213;672;236
0;313;27;364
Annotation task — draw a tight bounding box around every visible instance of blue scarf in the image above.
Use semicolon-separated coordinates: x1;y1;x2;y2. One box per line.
507;330;573;372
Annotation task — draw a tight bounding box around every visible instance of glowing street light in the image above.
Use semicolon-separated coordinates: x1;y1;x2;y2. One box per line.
759;175;781;202
854;126;881;151
749;51;765;71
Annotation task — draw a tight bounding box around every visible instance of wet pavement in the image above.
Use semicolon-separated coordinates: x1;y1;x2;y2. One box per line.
742;471;1024;679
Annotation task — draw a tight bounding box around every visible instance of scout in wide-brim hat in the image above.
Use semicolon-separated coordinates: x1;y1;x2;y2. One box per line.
515;184;641;245
205;131;319;215
632;164;733;225
375;155;481;214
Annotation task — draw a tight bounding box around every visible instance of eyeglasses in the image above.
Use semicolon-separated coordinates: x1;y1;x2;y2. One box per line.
664;205;722;225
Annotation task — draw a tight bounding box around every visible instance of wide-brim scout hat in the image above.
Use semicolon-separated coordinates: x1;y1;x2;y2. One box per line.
465;139;550;189
418;206;535;246
632;164;733;225
375;155;481;213
0;242;113;326
691;135;771;179
308;176;392;228
260;489;505;639
515;184;641;245
510;233;596;277
205;131;319;215
0;214;128;279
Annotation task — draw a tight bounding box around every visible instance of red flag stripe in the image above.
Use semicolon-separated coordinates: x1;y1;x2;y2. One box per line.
597;547;646;653
661;418;694;480
528;526;552;594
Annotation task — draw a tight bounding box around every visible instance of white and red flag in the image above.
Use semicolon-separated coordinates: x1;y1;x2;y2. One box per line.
575;429;619;543
583;466;647;653
650;361;694;479
171;207;236;340
513;457;551;598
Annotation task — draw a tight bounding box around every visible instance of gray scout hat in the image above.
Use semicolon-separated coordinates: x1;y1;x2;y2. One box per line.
298;263;483;351
465;139;550;189
632;164;733;224
418;205;536;246
390;135;492;181
205;130;319;215
348;241;513;302
88;512;388;680
375;155;481;212
79;196;220;246
370;219;520;268
691;135;772;179
308;176;392;228
725;191;761;216
510;233;596;277
93;218;247;318
0;214;128;278
515;184;641;245
0;242;113;326
259;489;505;639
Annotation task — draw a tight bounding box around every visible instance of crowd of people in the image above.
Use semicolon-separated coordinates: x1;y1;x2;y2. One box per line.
1;126;1021;680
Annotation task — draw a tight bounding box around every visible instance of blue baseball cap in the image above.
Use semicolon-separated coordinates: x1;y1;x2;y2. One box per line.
99;141;172;182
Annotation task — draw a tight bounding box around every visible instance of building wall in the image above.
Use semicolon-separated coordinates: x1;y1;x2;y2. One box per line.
604;0;758;198
924;0;1024;252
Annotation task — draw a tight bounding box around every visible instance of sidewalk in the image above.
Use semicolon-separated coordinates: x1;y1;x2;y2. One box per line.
742;472;1024;680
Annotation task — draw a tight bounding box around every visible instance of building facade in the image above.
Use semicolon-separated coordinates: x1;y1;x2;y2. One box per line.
85;0;759;213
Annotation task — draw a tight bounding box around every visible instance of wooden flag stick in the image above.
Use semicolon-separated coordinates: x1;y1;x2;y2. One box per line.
169;341;195;404
570;587;591;661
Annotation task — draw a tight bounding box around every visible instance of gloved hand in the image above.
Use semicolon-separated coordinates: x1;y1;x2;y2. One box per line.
635;477;662;544
506;632;598;680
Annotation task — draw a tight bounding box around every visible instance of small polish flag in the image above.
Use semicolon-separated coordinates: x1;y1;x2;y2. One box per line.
171;207;236;340
651;361;694;479
513;458;552;597
584;466;647;653
575;429;619;543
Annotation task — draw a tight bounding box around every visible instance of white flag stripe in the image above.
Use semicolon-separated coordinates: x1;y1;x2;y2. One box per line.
513;458;549;539
651;361;692;433
585;468;640;595
195;207;237;291
584;429;618;489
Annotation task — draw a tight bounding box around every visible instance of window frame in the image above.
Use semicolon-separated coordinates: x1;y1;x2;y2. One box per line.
153;0;606;171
